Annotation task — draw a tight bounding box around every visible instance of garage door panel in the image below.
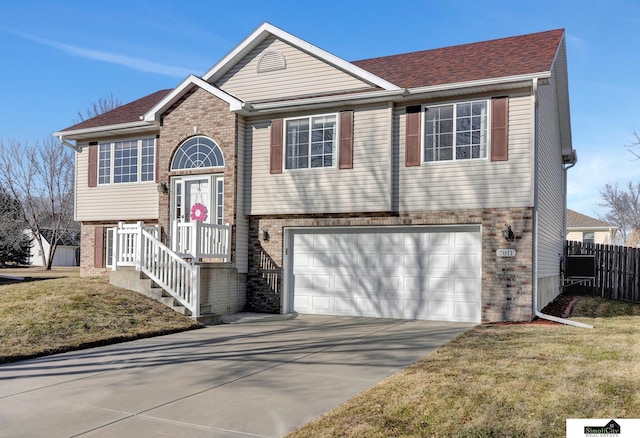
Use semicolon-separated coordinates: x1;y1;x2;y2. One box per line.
428;276;450;293
403;254;424;269
379;276;401;293
334;253;356;268
357;253;379;268
355;297;380;315
294;273;312;289
454;254;478;269
294;252;311;268
428;253;451;270
455;232;479;246
454;277;479;294
292;227;481;323
429;232;452;246
335;297;356;313
401;276;423;293
381;253;402;268
334;275;354;291
356;276;378;293
428;300;451;318
403;233;427;251
311;274;332;290
380;233;402;248
311;296;333;311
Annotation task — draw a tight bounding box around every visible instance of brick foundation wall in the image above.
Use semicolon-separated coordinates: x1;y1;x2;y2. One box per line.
246;207;535;322
80;222;113;277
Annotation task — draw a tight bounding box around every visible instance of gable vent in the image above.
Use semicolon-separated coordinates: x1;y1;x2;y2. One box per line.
257;50;286;73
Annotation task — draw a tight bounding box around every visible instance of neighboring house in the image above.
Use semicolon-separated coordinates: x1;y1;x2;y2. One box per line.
54;23;576;323
26;229;80;267
566;209;617;245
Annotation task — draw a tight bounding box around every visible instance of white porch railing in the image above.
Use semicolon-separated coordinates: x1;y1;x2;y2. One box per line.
111;221;200;317
171;221;231;261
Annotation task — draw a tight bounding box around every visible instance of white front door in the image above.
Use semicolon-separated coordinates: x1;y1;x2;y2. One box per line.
172;175;224;225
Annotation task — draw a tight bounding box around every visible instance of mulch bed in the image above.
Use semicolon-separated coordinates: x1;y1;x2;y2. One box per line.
487;294;579;326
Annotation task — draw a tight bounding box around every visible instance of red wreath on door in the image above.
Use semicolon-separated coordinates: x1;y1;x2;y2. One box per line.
190;203;208;222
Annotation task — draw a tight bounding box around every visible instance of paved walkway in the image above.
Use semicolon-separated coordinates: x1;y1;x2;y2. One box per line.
0;315;474;437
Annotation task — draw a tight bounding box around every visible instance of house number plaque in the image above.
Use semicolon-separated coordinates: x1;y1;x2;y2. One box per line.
496;249;517;257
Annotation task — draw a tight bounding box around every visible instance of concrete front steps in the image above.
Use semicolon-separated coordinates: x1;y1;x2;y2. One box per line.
109;268;221;325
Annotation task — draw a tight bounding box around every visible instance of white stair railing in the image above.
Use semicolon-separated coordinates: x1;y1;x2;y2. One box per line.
171;221;231;260
112;222;200;317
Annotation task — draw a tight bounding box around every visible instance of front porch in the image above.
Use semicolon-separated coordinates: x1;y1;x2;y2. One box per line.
108;221;245;320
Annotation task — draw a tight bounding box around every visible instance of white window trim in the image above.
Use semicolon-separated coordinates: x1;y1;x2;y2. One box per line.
421;99;491;165
170;136;225;171
283;113;339;171
105;227;114;268
98;137;156;185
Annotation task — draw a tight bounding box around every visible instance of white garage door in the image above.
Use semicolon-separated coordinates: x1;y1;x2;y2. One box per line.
288;226;481;323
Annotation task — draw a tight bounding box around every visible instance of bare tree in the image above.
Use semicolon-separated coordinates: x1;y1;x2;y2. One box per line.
0;138;75;269
76;93;122;122
600;182;640;247
625;130;640;160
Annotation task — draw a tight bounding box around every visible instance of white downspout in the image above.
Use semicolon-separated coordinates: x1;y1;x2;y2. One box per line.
55;134;80;152
531;78;592;329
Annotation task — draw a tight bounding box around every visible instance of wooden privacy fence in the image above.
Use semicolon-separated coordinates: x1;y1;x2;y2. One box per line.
565;240;640;303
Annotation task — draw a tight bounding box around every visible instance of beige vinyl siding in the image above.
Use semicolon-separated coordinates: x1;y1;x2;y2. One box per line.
537;70;567;280
246;105;391;215
235;116;249;273
566;231;581;242
397;94;534;211
567;230;613;245
75;142;159;221
216;36;373;102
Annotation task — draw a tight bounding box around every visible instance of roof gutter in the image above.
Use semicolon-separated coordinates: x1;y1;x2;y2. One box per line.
531;77;592;329
406;71;551;96
243;73;551;115
53;120;157;142
245;89;407;113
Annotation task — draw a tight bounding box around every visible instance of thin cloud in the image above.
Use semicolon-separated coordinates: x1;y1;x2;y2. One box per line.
13;31;192;78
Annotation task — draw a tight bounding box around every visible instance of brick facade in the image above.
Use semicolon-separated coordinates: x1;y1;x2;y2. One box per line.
246;207;534;322
157;87;238;259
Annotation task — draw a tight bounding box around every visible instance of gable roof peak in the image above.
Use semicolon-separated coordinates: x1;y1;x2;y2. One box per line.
202;22;400;91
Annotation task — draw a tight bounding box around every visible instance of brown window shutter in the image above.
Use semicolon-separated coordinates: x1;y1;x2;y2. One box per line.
339;110;354;169
405;106;421;166
154;137;160;183
270;119;283;174
88;145;98;187
94;226;104;268
491;97;509;161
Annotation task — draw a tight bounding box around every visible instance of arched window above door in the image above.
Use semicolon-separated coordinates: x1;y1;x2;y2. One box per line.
171;136;224;170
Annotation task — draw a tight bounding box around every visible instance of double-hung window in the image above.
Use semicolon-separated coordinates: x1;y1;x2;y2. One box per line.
98;138;155;184
424;100;488;162
285;114;336;169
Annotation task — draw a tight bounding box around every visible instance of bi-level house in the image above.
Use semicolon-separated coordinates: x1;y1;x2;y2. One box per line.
55;23;576;324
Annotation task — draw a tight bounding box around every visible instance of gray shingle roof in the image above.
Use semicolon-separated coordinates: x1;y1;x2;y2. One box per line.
567;209;614;229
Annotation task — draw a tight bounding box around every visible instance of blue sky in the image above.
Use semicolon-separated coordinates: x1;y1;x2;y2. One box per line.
1;0;639;218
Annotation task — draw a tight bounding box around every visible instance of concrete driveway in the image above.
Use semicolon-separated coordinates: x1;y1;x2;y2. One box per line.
0;315;473;437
